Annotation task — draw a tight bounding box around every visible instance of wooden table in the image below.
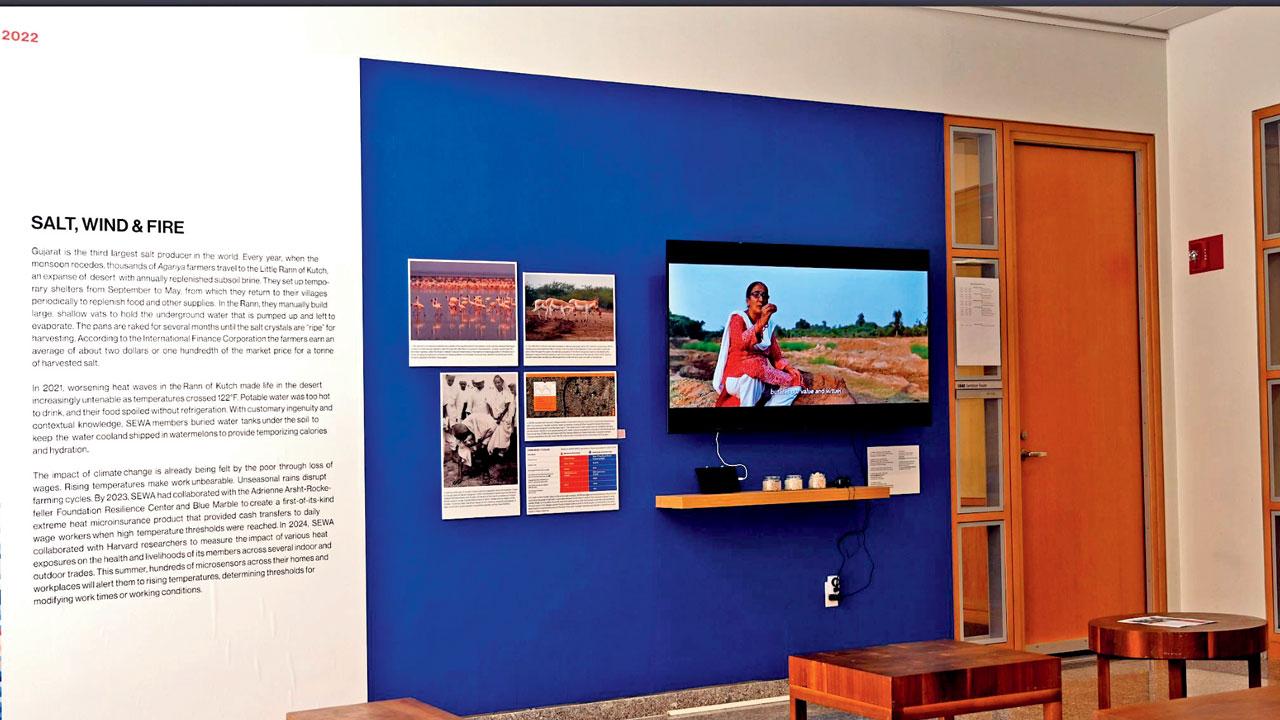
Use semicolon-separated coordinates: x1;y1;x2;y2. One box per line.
789;639;1062;720
1088;612;1267;710
1093;684;1280;718
286;698;458;720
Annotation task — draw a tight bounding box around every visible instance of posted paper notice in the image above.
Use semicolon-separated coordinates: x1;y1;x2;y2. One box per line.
526;444;620;515
1118;616;1216;628
867;445;920;495
955;276;1000;367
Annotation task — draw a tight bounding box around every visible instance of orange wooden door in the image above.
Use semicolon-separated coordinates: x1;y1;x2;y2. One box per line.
1013;143;1147;648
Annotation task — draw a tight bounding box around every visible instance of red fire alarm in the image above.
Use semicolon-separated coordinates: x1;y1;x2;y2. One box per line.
1189;234;1224;274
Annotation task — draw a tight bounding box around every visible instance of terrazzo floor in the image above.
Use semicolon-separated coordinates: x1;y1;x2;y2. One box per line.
639;657;1271;720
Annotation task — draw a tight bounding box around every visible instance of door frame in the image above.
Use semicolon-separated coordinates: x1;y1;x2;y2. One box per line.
1250;102;1280;658
945;117;1167;651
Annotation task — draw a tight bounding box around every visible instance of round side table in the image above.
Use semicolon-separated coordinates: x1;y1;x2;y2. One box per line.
1088;612;1267;710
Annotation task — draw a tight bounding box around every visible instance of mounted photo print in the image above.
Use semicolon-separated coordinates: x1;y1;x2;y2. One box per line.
522;371;618;442
409;259;518;367
522;272;616;366
440;371;521;519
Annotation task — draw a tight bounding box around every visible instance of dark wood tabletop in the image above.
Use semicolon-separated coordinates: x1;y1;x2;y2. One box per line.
1093;684;1280;718
793;639;1059;677
1088;612;1267;709
1087;613;1266;659
790;640;1062;720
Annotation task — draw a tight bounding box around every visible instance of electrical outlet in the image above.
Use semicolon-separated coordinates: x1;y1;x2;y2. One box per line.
824;575;841;608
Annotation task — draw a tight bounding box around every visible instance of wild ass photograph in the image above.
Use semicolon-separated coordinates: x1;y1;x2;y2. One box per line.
523;272;615;342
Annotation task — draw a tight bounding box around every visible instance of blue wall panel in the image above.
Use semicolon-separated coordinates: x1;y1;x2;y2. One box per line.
361;59;951;715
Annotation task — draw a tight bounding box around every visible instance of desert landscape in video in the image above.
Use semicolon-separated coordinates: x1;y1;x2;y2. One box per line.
669;332;928;408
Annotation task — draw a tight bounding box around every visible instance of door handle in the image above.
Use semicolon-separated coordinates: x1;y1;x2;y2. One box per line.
1020;450;1048;459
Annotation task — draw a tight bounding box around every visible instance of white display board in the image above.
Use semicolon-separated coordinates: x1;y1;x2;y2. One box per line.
2;24;368;720
867;445;921;495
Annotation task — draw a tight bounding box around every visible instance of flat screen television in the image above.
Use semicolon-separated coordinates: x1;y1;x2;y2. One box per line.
667;239;930;433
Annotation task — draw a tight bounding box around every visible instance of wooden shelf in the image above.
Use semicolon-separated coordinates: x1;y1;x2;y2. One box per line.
655;485;890;510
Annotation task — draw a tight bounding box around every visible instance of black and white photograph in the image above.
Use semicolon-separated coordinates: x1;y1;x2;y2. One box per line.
440;372;521;520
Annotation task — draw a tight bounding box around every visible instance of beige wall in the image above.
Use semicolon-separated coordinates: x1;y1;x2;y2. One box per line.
300;7;1169;125
35;7;1169;124
1167;8;1280;616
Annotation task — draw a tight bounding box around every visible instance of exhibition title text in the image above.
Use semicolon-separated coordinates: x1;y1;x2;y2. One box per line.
33;215;185;234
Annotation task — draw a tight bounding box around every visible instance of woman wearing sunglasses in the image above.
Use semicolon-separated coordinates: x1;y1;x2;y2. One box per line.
711;281;805;407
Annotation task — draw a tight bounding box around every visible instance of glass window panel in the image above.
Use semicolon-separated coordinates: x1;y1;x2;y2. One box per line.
1271;383;1280;500
1265;118;1280;239
954;260;1000;379
952;128;998;248
959;522;1006;643
1274;513;1280;631
1268;251;1280;369
956;393;1002;512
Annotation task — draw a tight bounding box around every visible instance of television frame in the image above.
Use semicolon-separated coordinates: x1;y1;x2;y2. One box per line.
666;239;931;434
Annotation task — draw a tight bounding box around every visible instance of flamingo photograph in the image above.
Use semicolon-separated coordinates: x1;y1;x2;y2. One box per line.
408;259;518;342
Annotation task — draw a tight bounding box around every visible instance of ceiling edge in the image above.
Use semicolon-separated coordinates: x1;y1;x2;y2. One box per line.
929;7;1170;40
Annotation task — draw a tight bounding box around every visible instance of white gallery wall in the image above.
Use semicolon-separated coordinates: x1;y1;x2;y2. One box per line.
1;12;371;720
2;7;1179;718
1167;7;1280;616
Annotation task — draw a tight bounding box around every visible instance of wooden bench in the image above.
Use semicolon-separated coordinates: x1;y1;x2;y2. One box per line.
286;698;458;720
1093;684;1280;718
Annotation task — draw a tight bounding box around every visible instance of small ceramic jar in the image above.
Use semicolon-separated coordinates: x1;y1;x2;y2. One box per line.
762;475;782;492
808;472;827;489
784;474;804;491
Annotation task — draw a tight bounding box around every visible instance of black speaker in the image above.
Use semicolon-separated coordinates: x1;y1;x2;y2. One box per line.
695;466;741;494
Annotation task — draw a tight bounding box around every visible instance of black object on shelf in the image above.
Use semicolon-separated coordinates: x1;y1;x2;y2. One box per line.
695;466;741;494
832;476;852;488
